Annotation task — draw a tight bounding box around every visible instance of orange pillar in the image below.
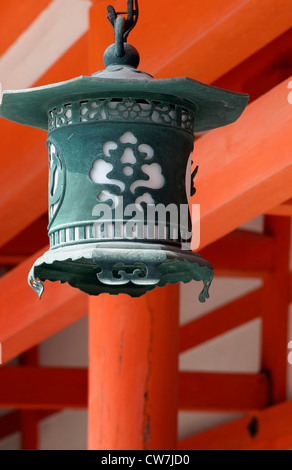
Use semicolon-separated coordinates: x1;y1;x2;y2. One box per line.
87;0;180;451
88;285;179;450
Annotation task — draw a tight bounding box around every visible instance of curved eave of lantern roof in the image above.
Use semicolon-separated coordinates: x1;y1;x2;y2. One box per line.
0;67;249;132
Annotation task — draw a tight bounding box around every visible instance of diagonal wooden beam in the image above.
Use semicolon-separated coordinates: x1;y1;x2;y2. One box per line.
0;367;87;409
147;1;292;81
0;1;51;58
196;77;292;250
0;247;88;364
91;0;292;82
180;288;263;353
179;372;270;412
179;399;292;450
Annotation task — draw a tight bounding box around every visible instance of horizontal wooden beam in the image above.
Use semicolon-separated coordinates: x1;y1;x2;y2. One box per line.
179;399;292;450
0;367;269;415
196;77;292;249
179;372;270;412
0;247;88;364
180;287;263;353
200;230;274;277
0;367;87;409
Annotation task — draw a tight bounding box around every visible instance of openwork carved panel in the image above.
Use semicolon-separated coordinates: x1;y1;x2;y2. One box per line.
48;98;195;133
89;131;164;209
48;104;72;131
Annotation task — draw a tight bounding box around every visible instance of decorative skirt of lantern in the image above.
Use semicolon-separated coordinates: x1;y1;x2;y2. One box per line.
0;39;248;301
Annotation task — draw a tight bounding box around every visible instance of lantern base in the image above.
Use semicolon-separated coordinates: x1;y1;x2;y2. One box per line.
28;242;213;302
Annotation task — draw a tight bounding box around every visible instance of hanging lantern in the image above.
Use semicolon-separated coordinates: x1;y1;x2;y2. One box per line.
0;1;248;302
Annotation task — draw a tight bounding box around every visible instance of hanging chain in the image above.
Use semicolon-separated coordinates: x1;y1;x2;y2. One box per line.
107;0;139;42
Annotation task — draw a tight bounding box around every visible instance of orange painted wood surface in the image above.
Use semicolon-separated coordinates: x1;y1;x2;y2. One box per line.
0;247;87;363
0;367;87;409
180;288;263;353
88;286;179;450
179;372;270;412
179;399;292;450
196;76;292;250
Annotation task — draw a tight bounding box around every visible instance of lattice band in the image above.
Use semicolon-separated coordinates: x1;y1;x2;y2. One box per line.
48;98;195;133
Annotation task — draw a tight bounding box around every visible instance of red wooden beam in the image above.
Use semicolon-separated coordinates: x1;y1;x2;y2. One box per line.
90;0;292;83
150;1;292;81
196;77;292;250
0;247;87;364
179;399;292;450
0;367;270;415
180;288;263;353
0;367;87;409
200;230;274;277
213;28;292;102
179;372;270;412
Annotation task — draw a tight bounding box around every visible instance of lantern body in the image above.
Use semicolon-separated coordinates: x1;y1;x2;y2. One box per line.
0;66;249;301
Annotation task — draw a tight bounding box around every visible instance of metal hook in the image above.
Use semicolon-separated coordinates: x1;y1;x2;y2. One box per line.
107;0;139;42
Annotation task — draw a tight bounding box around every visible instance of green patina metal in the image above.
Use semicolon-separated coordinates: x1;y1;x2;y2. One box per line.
0;3;249;302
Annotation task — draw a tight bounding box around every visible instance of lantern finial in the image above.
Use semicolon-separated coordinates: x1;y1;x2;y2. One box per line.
104;1;140;68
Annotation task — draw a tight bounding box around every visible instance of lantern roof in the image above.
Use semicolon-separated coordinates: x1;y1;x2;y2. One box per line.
0;64;249;133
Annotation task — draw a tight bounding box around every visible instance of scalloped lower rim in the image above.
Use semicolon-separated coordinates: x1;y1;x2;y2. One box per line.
28;243;213;302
